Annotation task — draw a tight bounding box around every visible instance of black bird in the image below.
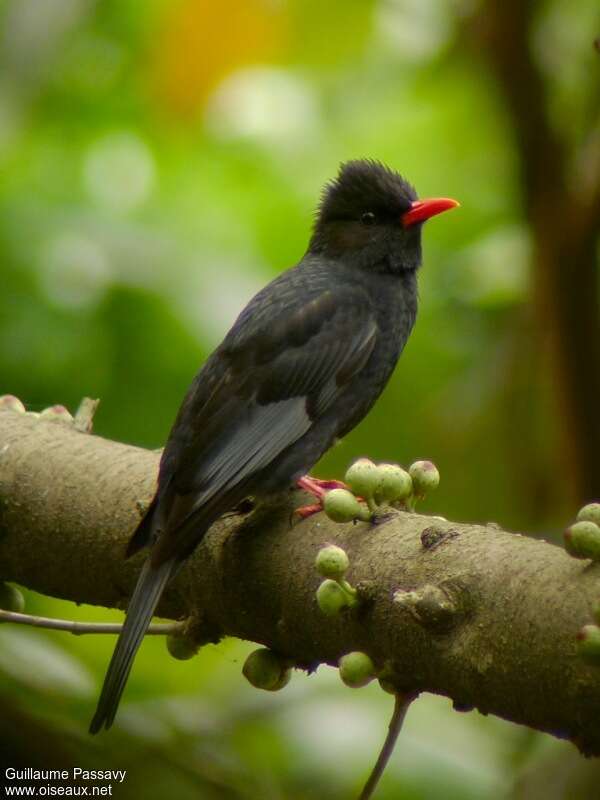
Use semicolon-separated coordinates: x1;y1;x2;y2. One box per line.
90;159;458;733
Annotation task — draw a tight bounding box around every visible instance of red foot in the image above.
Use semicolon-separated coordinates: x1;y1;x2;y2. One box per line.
307;477;349;491
294;502;323;519
294;475;349;520
297;475;348;498
297;475;326;500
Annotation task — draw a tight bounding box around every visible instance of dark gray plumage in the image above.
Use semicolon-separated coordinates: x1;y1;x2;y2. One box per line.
90;159;458;733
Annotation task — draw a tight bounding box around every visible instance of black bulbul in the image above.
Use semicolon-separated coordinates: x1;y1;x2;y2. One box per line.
90;159;458;733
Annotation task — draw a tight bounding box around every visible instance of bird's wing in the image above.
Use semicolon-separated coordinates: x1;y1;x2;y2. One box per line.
151;285;377;559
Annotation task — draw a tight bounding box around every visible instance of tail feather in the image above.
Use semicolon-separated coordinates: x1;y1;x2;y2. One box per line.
89;558;175;734
126;495;159;558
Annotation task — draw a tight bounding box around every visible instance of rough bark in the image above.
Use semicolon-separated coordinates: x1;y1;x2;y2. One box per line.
1;412;600;755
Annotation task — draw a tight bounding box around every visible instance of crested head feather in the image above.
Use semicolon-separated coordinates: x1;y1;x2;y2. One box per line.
316;159;418;225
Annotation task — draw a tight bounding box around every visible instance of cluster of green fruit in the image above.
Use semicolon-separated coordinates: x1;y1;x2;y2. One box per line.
0;583;25;614
242;648;292;692
314;544;387;689
241;542;394;693
207;457;442;692
241;645;380;692
564;503;600;561
312;544;390;689
315;544;357;615
577;616;600;666
323;457;440;524
565;503;600;666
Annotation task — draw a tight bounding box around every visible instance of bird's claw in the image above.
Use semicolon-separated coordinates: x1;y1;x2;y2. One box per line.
306;477;349;491
292;474;349;521
296;474;348;500
293;502;323;520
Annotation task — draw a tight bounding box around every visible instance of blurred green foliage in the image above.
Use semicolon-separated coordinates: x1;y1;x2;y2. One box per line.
1;0;598;797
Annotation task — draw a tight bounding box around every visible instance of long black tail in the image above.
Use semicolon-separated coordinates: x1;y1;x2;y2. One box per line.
89;557;175;733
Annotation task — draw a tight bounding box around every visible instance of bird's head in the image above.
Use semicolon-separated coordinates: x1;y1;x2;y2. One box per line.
309;160;458;273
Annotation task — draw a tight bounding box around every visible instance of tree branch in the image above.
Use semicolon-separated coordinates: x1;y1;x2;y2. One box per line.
1;412;600;754
0;609;182;636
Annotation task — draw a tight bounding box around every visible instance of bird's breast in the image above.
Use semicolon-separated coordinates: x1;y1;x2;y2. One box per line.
333;276;417;438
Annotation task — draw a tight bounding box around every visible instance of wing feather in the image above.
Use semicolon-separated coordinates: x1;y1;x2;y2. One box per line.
193;396;310;502
153;285;378;551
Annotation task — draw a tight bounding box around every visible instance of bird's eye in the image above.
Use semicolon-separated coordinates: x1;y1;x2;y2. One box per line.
361;212;376;226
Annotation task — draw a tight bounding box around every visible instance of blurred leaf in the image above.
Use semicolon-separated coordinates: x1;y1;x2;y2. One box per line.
0;628;93;697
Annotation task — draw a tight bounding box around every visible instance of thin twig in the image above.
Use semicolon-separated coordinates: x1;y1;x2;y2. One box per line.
73;397;100;433
0;608;183;636
357;692;415;800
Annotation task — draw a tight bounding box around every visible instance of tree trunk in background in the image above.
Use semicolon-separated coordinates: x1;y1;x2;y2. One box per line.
474;0;600;507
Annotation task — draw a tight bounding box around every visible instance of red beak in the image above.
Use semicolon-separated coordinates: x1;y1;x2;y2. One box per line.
401;197;459;228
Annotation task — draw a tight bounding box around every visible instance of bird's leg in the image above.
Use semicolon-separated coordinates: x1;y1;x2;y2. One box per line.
294;475;349;519
293;502;323;519
304;477;349;491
